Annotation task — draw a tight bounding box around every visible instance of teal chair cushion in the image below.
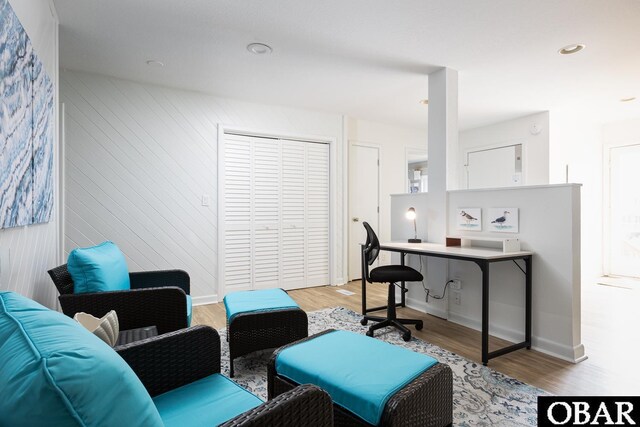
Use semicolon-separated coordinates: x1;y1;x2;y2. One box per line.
223;288;299;322
275;330;438;426
186;294;192;326
153;373;263;427
68;241;131;293
0;291;163;427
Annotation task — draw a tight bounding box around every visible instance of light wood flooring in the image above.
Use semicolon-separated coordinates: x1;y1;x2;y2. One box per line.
193;279;640;396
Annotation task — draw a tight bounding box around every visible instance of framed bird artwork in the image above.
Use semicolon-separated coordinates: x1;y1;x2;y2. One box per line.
456;208;482;230
488;208;519;233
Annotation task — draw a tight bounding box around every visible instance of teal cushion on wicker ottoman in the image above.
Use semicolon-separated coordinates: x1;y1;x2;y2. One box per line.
153;373;262;427
275;330;438;426
0;291;163;427
224;288;299;322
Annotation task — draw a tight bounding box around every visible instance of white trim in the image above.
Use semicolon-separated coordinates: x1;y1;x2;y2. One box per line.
448;312;586;363
342;116;349;285
58;102;65;264
347;140;381;280
405;296;448;320
602;140;640;277
192;295;219;306
217;124;337;295
445;182;581;195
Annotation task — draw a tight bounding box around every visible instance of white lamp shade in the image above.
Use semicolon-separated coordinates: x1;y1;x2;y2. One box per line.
406;208;416;220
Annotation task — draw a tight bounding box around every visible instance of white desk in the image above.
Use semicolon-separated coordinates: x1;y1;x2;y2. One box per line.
361;241;533;365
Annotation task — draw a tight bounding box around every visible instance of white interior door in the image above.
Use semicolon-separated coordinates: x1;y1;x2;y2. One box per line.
608;144;640;278
349;144;379;281
467;144;523;189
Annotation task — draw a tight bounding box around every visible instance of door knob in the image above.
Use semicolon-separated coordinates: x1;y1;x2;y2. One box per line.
352;217;360;222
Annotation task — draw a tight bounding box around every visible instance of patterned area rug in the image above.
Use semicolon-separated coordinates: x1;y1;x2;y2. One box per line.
219;307;548;426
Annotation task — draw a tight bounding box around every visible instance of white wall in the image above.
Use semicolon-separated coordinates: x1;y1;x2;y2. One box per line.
60;70;347;303
603;116;640;145
549;111;603;280
347;117;427;262
391;184;585;363
0;0;60;307
458;112;550;189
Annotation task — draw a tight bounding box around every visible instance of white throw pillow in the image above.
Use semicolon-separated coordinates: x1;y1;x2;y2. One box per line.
74;310;119;347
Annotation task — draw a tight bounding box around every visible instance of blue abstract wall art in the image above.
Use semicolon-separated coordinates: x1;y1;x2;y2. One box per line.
0;0;54;229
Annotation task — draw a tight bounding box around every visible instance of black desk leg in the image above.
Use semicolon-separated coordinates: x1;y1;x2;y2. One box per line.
361;245;367;315
400;251;406;307
481;261;490;366
525;255;532;349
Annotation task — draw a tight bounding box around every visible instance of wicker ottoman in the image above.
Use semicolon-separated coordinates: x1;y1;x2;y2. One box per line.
268;329;453;427
224;288;308;377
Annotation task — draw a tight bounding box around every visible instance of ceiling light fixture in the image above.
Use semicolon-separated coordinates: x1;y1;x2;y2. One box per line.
419;99;429;105
558;44;585;55
247;43;273;55
146;60;165;67
621;97;636;102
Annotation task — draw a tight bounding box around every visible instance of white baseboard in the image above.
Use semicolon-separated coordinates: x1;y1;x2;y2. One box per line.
405;297;448;320
191;295;218;306
447;312;586;363
333;277;346;286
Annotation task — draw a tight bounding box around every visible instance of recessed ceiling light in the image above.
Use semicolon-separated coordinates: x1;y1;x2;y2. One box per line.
419;99;429;105
558;44;585;55
247;43;273;55
621;96;636;102
146;60;165;67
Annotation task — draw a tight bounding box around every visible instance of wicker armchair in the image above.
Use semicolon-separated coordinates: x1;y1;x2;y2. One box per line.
117;325;334;426
48;264;190;334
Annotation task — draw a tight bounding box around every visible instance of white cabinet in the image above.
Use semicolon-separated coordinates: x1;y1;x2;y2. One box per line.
221;134;330;294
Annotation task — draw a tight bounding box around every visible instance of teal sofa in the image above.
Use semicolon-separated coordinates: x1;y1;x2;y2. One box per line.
0;291;332;426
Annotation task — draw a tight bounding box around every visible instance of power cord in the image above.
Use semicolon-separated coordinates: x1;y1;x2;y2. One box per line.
424;279;454;303
414;254;453;303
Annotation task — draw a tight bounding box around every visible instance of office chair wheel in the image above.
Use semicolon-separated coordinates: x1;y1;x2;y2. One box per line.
402;331;411;342
415;321;423;331
360;318;368;326
366;329;373;337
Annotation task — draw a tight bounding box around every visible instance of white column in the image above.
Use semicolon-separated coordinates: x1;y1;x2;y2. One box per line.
422;67;458;317
427;67;458;243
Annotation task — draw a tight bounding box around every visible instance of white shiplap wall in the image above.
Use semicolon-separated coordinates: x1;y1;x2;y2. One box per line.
61;70;345;302
0;0;60;308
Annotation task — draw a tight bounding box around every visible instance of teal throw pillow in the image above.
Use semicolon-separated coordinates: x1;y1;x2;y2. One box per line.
68;241;131;293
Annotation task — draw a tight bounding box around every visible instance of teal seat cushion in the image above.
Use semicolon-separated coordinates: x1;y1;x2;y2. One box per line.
68;241;131;293
153;373;263;427
223;288;299;322
275;330;438;426
0;291;163;427
186;294;192;326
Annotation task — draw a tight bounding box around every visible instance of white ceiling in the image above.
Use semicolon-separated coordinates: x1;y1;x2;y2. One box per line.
53;0;640;131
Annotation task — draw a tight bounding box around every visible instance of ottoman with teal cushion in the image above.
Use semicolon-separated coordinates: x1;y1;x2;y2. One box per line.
268;329;453;427
224;288;308;377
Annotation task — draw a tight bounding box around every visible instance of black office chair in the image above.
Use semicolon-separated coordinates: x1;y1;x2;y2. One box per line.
361;222;424;341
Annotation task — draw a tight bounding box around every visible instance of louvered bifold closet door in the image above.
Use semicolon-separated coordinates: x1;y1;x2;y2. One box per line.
280;140;306;290
222;137;253;292
223;134;330;294
252;139;281;289
305;142;330;287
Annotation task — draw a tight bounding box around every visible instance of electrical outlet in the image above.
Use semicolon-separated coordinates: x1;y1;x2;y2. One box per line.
201;194;211;207
450;279;462;290
380;252;388;262
452;291;461;305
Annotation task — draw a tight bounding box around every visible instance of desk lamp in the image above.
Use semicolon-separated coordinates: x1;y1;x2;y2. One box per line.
406;207;422;243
